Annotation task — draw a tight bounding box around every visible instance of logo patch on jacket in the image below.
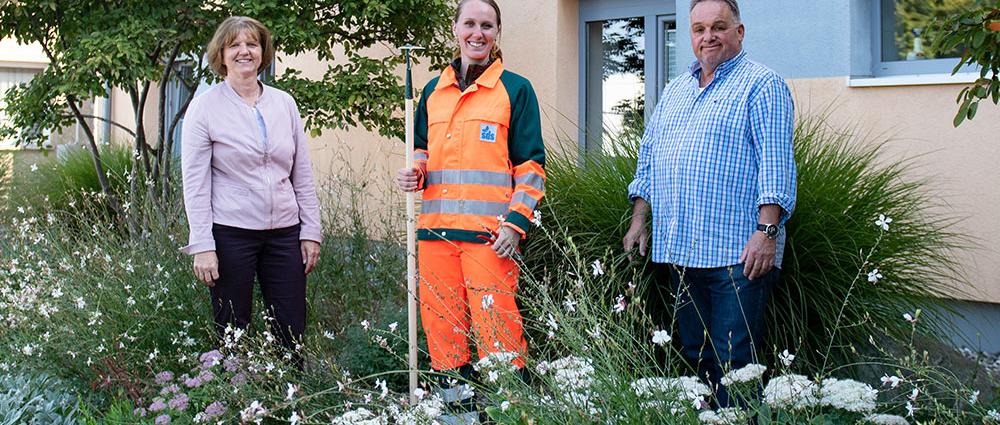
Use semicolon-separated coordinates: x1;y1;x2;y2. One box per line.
479;124;497;143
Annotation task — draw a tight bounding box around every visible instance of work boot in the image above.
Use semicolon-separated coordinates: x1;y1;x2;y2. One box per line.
435;364;479;425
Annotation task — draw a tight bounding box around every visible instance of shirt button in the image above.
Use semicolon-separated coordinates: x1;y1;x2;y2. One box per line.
446;133;452;139
442;189;448;194
441;231;447;237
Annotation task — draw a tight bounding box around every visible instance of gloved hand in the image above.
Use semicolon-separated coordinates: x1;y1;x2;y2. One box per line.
491;226;521;259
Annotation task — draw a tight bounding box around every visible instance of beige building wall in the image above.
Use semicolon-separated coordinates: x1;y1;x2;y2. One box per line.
788;78;1000;304
276;0;580;234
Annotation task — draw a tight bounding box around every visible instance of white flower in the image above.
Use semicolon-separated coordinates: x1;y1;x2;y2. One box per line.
375;378;388;399
867;269;883;283
545;313;558;338
239;401;267;423
481;294;494;310
880;374;902;388
905;401;916;417
548;356;595;391
531;210;542;227
331;408;386;425
988;410;1000;421
721;364;766;386
779;349;795;367
323;331;336;340
587;324;602;339
820;378;878;413
698;408;745;424
908;388;919;401
612;294;626;313
563;296;577;312
763;374;819;410
475;351;518;379
288;411;301;425
501;400;510;411
864;413;910;425
388;322;398;332
903;312;917;324
969;390;980;405
286;383;299;400
631;376;710;407
591;259;604;277
361;320;371;330
395;394;445;424
875;214;892;231
651;330;672;346
30;163;37;172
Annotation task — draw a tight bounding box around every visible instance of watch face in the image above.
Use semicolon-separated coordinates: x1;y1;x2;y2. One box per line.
766;224;778;239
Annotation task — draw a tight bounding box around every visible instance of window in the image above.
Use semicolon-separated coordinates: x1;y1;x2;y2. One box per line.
0;67;51;149
579;0;677;155
873;0;986;76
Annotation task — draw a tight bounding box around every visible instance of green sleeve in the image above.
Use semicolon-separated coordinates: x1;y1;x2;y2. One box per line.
500;72;545;167
414;77;439;151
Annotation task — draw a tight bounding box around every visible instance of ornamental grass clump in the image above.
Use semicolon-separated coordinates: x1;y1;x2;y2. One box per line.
523;114;968;373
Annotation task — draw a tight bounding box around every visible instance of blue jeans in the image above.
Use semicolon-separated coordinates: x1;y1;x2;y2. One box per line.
654;263;777;408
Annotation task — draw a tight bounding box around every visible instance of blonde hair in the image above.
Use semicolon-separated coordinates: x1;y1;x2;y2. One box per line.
452;0;504;62
206;16;275;77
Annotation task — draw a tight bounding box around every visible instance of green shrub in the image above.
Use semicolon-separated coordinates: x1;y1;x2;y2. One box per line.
8;144;133;214
522;116;967;373
0;372;80;425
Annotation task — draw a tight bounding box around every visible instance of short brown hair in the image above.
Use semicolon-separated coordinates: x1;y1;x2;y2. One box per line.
206;16;275;77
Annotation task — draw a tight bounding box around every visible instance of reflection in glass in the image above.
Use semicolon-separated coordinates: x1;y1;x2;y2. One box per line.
586;17;645;155
880;0;987;62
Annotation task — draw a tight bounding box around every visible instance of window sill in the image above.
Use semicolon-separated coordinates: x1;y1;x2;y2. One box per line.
847;73;980;88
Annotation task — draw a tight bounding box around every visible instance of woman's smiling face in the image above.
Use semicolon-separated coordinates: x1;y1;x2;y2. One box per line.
223;29;262;78
453;0;499;65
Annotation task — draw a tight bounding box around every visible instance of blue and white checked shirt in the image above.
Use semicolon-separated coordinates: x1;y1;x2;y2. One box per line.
628;50;796;268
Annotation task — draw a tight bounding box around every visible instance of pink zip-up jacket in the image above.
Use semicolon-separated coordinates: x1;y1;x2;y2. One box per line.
180;81;322;255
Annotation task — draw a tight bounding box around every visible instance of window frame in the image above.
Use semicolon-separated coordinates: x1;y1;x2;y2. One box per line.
578;0;677;155
871;0;979;77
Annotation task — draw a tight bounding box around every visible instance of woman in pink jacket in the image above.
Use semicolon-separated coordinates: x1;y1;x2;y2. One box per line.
181;16;321;366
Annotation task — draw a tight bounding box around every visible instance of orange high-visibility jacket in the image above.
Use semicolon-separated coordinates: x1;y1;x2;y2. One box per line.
413;60;546;242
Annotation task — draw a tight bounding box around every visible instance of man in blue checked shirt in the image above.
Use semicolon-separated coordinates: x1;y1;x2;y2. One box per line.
623;0;796;408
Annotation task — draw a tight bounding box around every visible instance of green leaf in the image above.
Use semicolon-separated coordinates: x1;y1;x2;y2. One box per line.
954;98;971;127
973;29;987;48
968;100;979;119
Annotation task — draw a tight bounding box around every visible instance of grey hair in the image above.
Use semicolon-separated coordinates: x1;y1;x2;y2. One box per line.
690;0;741;24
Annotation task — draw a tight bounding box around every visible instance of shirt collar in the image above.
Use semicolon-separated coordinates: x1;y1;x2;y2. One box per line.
437;58;504;91
222;79;267;107
688;50;747;81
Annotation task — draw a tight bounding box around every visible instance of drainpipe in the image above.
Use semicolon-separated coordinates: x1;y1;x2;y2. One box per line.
102;82;111;145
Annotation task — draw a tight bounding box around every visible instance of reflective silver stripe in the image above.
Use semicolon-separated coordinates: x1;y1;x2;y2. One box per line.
438;411;479;425
415;151;429;161
426;170;512;188
509;191;538;211
514;173;545;192
422;199;508;217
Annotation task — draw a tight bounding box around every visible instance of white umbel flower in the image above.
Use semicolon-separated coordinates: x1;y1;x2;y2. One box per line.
864;413;910;425
548;356;595;390
820;378;878;413
698;408;745;424
721;363;766;386
331;408;386;425
763;374;819;410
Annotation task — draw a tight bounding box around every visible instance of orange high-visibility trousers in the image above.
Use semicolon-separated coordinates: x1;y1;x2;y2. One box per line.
418;239;527;371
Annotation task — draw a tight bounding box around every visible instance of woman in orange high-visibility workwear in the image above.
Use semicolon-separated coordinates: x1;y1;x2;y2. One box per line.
396;0;545;421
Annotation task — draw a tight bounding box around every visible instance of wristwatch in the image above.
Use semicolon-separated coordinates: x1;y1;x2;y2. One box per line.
756;223;779;240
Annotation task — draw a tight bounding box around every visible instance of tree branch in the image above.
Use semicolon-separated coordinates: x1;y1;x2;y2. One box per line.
59;114;136;138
